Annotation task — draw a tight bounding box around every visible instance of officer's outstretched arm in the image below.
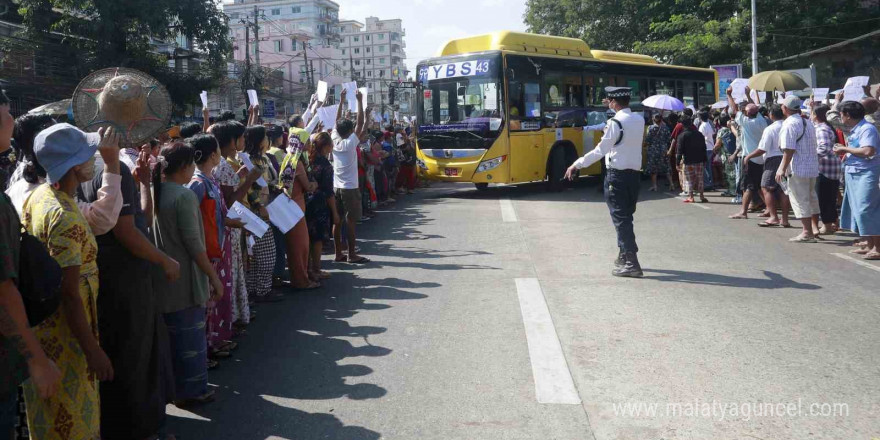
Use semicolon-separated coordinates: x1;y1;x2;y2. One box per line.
572;122;619;170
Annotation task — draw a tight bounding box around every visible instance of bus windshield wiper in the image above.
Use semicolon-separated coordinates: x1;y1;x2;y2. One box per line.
445;129;485;140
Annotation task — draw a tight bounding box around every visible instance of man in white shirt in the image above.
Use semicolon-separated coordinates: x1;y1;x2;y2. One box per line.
743;104;790;227
332;88;370;264
777;95;821;243
697;111;716;190
564;87;646;277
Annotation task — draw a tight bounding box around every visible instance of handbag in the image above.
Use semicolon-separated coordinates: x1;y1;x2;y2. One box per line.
18;194;62;327
192;175;222;259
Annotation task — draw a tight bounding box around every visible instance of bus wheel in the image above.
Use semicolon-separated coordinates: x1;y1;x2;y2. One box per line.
547;148;567;192
474;183;489;191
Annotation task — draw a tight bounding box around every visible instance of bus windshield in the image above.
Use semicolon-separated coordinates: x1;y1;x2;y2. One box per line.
417;54;503;149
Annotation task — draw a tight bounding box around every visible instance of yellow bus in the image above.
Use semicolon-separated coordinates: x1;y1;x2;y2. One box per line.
414;31;718;190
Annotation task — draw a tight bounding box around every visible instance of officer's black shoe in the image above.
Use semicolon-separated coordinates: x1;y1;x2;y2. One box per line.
614;251;625;268
612;252;643;278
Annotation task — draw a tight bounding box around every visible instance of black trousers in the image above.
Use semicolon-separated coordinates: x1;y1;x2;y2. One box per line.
816;174;840;224
604;169;641;253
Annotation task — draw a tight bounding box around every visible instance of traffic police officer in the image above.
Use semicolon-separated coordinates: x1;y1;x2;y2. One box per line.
564;87;646;277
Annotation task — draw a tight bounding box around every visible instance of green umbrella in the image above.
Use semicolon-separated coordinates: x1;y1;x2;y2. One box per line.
747;71;808;92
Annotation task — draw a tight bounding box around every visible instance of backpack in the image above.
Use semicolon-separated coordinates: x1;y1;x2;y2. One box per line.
18;194;62;326
720;129;736;154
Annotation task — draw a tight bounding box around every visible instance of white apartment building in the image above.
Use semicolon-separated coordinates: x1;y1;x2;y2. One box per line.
338;17;410;117
223;0;348;115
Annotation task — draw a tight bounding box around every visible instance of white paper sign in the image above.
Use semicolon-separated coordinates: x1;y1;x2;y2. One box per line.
229;201;270;238
358;87;369;110
748;90;767;104
317;104;339;130
812;88;829;102
555;128;563;141
199;91;208;109
266;195;304;234
317;81;329;102
237;152;268;187
842;76;869;102
247;89;259;107
730;78;749;101
342;82;358;112
394;111;400;121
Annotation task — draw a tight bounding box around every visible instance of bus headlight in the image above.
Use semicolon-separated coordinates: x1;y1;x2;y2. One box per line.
417;159;427;170
476;155;506;173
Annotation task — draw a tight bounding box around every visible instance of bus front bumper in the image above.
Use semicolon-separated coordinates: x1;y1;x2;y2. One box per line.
418;148;508;183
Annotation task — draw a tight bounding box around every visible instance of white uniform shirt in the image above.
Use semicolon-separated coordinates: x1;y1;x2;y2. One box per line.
573;108;645;171
757;120;784;159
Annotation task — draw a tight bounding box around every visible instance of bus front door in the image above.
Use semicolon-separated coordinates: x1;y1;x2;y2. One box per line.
508;132;546;183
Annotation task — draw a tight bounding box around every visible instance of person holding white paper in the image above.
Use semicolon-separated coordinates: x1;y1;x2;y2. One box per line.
242;125;283;302
186;133;241;361
278;129;321;290
288;98;324;164
332;88;370;264
209;121;261;326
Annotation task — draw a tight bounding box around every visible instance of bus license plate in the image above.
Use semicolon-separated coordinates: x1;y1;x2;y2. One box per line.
444;168;459;177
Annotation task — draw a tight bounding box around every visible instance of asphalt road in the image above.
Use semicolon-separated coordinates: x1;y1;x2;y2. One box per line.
167;178;879;440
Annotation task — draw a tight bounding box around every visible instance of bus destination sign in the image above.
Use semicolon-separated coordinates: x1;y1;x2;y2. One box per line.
419;60;492;82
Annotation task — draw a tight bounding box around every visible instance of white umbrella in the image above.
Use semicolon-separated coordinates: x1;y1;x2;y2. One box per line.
642;94;684;112
711;100;729;109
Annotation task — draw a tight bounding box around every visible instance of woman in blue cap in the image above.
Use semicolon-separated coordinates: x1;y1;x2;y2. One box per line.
22;123;116;440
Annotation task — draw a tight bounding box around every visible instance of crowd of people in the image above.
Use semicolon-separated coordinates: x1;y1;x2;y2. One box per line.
642;83;880;257
0;82;421;440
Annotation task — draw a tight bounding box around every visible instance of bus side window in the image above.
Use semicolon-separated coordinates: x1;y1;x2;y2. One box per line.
586;110;609;126
650;79;674;96
584;76;596;107
545;72;583;109
593;77;612;105
698;81;715;107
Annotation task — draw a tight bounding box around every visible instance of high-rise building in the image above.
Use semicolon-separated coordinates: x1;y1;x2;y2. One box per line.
338;17;410;119
222;0;348;116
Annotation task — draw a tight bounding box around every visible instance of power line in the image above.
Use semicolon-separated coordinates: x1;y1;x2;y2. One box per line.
768;17;880;33
766;33;850;41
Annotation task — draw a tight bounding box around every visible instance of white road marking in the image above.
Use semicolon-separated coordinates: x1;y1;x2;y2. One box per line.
514;278;581;405
665;192;712;210
500;198;518;222
831;253;880;273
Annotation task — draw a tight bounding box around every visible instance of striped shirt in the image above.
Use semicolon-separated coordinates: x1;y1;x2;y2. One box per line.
780;114;819;178
815;122;842;180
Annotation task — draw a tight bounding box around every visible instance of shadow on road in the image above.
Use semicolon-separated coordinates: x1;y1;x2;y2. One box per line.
642;269;822;290
167;187;488;439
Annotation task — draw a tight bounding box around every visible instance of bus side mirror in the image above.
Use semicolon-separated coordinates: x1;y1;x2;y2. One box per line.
457;86;467;96
507;68;515;81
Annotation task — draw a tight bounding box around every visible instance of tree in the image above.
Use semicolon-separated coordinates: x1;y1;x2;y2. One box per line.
15;0;233;108
524;0;880;72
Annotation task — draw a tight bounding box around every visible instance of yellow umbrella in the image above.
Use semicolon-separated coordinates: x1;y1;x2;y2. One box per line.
747;70;809;92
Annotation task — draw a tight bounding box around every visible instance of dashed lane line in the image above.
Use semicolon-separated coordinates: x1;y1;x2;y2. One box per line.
514;278;581;405
500;198;518;222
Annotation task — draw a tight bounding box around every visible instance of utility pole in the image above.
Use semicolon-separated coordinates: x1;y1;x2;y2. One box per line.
253;5;261;68
751;0;759;74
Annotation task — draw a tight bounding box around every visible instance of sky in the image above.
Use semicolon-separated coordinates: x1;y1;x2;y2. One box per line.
335;0;528;71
